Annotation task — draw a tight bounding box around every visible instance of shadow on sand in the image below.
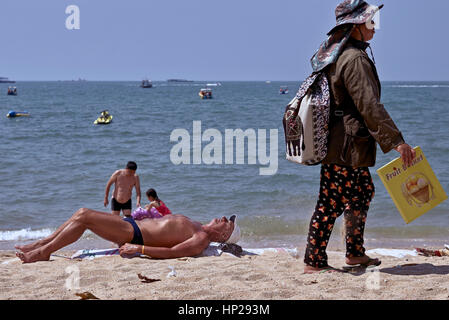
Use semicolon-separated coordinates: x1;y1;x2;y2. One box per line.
379;263;449;276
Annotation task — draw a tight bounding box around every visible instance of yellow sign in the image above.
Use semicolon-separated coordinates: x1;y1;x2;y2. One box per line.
377;146;447;224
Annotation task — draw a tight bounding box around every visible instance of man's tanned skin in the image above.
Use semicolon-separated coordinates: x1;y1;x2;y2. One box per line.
104;164;141;216
15;209;235;263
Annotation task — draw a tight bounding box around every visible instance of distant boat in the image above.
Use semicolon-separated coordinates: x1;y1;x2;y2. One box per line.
140;79;153;88
266;81;271;84
279;86;289;94
199;88;213;99
0;77;15;84
167;79;194;83
207;83;222;87
7;86;17;96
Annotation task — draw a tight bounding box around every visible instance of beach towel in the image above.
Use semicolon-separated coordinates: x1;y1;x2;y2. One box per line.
69;243;299;260
365;248;418;258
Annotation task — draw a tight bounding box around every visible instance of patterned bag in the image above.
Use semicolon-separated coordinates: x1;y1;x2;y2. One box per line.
282;72;330;165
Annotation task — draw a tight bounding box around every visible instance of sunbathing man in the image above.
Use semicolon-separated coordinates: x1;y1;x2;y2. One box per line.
15;209;241;263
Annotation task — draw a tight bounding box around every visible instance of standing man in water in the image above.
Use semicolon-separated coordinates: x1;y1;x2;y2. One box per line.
104;161;141;217
303;1;415;273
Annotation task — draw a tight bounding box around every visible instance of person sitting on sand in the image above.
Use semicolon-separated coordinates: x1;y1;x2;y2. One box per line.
104;161;141;217
144;188;171;216
131;188;172;220
15;208;241;263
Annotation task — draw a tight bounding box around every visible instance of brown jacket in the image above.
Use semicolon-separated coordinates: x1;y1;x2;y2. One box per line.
323;38;405;167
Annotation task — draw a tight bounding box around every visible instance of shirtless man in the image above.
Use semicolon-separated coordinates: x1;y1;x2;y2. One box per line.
104;161;141;217
15;209;241;263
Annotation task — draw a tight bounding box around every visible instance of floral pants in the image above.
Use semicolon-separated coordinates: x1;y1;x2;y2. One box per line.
304;164;375;268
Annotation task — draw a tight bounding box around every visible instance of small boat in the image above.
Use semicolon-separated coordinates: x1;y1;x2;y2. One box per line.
206;82;221;87
7;86;17;96
279;86;289;94
199;88;213;99
94;110;113;125
6;110;30;118
140;79;153;88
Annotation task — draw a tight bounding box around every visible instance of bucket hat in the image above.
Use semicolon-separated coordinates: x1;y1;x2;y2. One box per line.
328;0;383;35
311;0;383;72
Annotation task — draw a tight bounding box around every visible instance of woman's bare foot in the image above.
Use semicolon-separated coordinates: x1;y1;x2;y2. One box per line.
16;248;50;263
303;265;341;274
345;255;381;266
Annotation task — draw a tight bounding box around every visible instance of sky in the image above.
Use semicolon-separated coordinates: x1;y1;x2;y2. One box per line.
1;0;448;81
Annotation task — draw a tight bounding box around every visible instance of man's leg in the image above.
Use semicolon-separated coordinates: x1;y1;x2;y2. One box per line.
122;199;132;217
15;218;73;253
16;208;134;263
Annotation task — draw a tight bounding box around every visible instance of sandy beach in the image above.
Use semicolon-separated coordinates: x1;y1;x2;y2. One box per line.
1;246;449;300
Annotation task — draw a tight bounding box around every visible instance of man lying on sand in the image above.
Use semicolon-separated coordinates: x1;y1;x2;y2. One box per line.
15;208;240;263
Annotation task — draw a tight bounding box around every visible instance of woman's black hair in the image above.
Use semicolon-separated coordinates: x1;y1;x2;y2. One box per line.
146;188;160;204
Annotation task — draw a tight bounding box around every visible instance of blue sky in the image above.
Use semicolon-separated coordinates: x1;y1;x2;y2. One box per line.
1;0;448;81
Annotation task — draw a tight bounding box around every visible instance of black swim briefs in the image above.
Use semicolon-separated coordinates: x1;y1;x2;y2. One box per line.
111;198;132;211
123;217;144;245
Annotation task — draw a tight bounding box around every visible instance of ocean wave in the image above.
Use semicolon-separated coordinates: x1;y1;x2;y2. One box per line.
0;228;54;241
389;85;449;88
0;228;99;242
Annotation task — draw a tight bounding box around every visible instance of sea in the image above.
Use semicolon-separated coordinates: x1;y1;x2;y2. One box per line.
1;81;448;251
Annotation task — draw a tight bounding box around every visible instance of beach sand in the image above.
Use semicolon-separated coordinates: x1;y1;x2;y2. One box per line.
1;247;449;300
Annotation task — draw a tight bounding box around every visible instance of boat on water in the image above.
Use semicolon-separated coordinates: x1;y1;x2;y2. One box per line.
140;79;153;88
7;110;30;118
206;82;221;87
0;77;15;84
94;110;113;125
279;86;289;94
7;86;17;96
199;88;213;99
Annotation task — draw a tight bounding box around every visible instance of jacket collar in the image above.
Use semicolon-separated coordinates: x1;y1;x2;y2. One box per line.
347;37;370;51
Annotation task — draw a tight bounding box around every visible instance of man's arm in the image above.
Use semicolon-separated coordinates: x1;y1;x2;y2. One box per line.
104;171;118;207
119;232;210;259
135;175;141;207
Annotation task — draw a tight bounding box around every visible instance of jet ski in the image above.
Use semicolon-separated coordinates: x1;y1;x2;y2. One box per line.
94;110;113;125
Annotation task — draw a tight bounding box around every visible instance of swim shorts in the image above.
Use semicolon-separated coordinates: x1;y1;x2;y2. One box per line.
111;198;132;211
